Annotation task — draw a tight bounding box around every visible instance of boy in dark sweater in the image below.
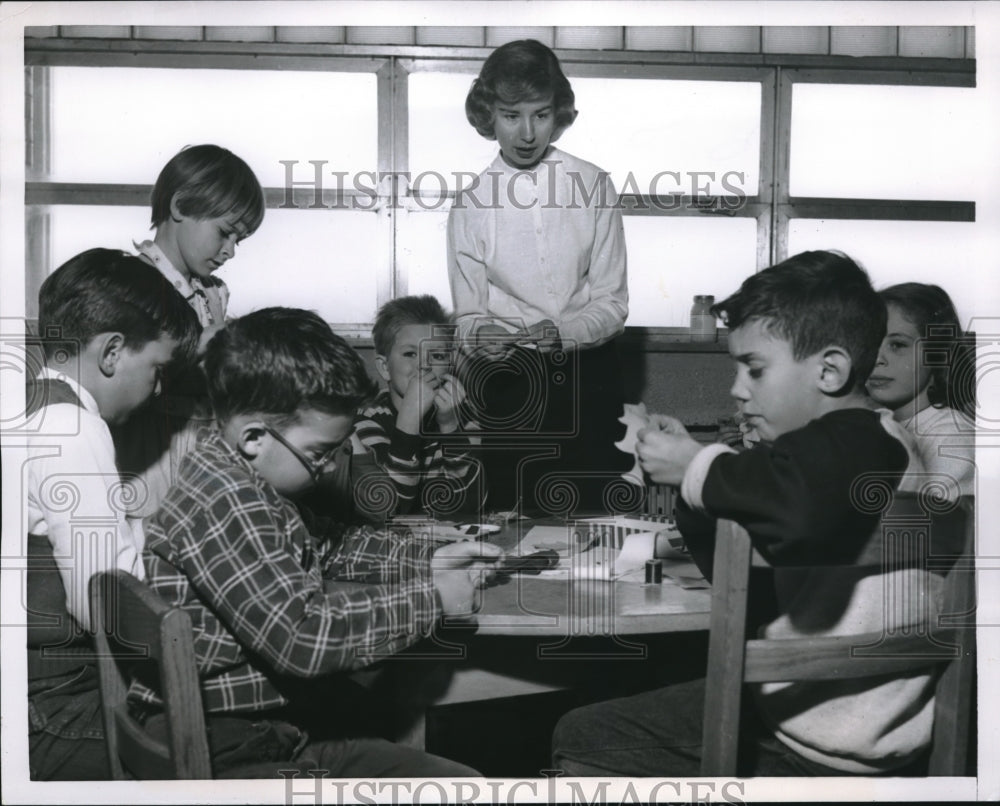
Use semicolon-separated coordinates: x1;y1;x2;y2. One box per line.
553;250;935;776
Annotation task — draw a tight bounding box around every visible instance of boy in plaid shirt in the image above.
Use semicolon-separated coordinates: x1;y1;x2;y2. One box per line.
130;307;501;777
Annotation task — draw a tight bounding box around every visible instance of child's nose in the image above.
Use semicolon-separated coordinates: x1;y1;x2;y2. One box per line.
729;375;749;402
520;117;535;142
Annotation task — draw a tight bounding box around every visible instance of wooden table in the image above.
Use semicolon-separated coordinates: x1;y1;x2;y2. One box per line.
467;517;711;636
391;517;713;749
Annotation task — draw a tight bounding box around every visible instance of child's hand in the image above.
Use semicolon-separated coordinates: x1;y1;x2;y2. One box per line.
431;541;504;616
636;416;702;486
434;374;465;433
396;370;440;435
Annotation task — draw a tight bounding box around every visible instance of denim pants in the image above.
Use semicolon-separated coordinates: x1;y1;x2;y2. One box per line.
143;712;480;779
551;677;928;777
28;664;111;781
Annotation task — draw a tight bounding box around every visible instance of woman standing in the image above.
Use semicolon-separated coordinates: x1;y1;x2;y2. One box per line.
447;39;631;513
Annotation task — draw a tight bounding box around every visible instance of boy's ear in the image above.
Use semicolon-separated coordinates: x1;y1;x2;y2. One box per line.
236;421;268;460
97;333;125;378
817;345;854;395
374;354;390;383
168;192;185;223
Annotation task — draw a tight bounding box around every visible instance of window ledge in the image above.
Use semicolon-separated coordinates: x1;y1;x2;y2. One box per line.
620;327;730;353
330;326;731;354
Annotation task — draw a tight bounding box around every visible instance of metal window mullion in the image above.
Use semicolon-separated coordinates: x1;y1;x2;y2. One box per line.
25;183;383;211
781;199;975;222
790;66;975;88
391;57;411;300
25;65;51;311
375;59;396;310
772;68;794;265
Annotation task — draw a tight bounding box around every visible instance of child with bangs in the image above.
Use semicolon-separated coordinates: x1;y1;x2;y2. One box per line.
348;295;485;521
114;144;265;519
867;282;975;498
553;251;950;777
447;39;631;514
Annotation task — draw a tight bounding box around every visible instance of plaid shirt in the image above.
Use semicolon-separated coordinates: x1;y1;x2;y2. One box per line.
128;428;442;716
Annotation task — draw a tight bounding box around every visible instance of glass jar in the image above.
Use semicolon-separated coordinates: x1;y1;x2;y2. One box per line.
690;295;717;342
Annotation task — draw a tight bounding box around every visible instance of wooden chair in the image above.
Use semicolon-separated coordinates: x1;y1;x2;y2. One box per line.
89;570;212;779
701;494;976;776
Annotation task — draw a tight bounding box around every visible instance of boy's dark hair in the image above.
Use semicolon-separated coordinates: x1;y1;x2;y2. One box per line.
712;250;886;390
465;39;578;141
150;144;265;236
879;282;972;413
372;295;452;357
38;248;200;363
204;307;378;425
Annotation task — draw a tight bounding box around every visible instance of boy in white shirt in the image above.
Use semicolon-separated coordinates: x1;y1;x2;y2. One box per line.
25;247;199;780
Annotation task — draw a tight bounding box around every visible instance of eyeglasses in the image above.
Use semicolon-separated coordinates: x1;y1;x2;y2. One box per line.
261;424;344;483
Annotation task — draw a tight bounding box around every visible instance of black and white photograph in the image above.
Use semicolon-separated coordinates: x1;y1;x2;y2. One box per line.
1;1;998;803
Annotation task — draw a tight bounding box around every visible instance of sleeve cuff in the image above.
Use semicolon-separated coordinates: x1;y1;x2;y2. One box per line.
680;443;737;512
389;427;424;459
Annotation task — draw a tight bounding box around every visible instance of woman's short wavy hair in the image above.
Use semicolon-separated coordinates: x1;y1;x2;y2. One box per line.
465;39;578;141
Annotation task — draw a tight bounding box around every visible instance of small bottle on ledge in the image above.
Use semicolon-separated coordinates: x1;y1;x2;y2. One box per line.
690;295;717;342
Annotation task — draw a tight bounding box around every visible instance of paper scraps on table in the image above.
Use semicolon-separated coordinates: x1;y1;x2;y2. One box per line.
614;402;651;486
518;525;661;582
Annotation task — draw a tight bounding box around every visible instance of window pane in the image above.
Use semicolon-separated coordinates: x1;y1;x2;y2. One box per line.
787;218;978;326
624;216;758;327
409;72;761;197
789;84;977;200
44;205;151;273
219;209;379;323
48;67;378;187
396;206;758;329
408;72;506;192
558;77;760;198
41;205;379;324
398;209;452;308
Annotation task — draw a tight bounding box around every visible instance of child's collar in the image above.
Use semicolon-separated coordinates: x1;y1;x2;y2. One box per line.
36;365;101;416
134;239;206;300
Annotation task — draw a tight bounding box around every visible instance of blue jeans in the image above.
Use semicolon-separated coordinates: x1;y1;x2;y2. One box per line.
551;677;927;777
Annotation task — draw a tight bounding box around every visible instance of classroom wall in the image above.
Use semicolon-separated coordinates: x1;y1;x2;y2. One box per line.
351;340;735;431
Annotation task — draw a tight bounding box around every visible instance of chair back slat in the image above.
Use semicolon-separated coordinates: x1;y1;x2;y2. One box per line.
929;500;976;775
700;518;753;776
90;570;212;779
159;609;213;778
744;630;962;682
